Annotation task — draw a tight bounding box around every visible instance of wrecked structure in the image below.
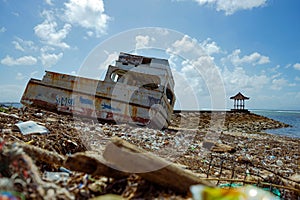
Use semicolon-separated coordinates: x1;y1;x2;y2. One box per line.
21;52;176;128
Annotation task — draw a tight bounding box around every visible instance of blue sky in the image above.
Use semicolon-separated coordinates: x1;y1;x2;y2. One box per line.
0;0;300;110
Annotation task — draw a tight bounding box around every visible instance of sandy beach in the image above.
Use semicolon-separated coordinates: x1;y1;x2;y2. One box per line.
0;106;299;199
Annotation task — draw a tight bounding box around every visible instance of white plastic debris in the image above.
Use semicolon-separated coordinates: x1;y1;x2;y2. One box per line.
0;112;19;119
15;121;49;135
42;171;70;183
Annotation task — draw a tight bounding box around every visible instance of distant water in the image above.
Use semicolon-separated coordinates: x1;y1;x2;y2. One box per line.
0;102;23;109
251;109;300;138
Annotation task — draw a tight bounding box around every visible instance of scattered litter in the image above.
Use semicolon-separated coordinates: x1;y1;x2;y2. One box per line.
0;112;19;119
59;167;72;175
0;191;25;200
289;173;300;182
15;121;49;135
34;112;43;118
0;178;14;190
1;129;12;134
90;194;124;200
43;171;70;183
276;159;283;166
46;117;58;123
77;174;89;189
0;106;299;199
190;185;279;200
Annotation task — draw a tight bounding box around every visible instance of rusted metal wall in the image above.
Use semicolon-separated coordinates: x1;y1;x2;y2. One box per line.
21;72;172;127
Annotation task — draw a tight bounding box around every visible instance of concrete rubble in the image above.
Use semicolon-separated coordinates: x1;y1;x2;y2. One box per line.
0;106;299;199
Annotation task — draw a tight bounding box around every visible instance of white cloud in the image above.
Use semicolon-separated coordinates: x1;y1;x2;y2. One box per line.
135;35;155;50
30;71;39;78
295;76;300;81
269;64;280;73
98;51;118;70
182;56;218;83
271;73;281;79
200;38;221;55
222;66;269;94
12;37;37;52
293;63;300;70
1;55;37;66
12;41;24;51
40;46;55;52
87;31;94;37
84;31;94;40
172;69;201;109
174;55;226;109
40;52;63;68
44;0;54;5
284;63;292;69
0;27;6;33
167;35;206;58
226;49;270;66
16;72;25;80
12;12;19;17
192;0;267;15
34;10;72;49
63;0;110;37
167;35;226;109
271;78;288;90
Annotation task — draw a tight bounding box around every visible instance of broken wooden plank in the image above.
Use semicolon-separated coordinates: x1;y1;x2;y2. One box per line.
103;137;214;193
64;151;129;179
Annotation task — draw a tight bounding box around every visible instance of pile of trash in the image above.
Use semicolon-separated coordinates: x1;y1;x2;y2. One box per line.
0;106;299;199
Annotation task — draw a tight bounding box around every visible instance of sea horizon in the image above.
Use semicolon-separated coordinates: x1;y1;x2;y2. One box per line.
250;108;300;113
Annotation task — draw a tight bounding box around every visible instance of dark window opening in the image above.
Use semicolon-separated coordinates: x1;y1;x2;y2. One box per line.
166;88;174;105
142;57;151;64
142;83;159;90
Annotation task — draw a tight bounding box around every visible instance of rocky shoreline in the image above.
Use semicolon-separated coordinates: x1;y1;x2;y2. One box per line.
0;106;299;199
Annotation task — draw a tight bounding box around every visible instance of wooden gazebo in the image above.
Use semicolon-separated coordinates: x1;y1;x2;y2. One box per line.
230;92;249;111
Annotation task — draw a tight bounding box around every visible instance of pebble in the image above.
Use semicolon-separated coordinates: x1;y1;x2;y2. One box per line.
276;160;284;166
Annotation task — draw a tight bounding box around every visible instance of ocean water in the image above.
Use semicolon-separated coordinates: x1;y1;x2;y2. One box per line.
251;109;300;138
0;102;23;109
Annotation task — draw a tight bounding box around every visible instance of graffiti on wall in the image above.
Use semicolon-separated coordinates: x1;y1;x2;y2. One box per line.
101;103;121;112
79;96;93;105
148;96;160;106
56;96;75;106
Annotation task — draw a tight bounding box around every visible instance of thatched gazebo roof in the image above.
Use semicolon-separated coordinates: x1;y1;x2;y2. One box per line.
230;92;249;100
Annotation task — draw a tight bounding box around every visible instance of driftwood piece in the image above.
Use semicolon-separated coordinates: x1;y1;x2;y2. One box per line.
17;143;128;179
202;140;235;153
103;137;214;193
17;143;66;166
64;151;129;179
